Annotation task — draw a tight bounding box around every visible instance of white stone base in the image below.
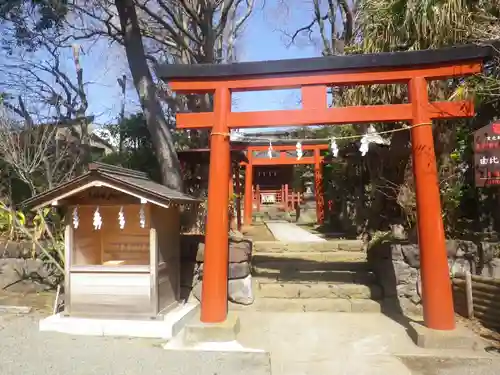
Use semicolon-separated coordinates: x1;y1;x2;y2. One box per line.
39;302;199;339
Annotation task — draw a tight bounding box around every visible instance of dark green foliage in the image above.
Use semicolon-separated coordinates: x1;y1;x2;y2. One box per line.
101;113;162;183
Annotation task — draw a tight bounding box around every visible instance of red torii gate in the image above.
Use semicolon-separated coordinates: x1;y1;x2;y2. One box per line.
158;43;494;331
235;142;330;226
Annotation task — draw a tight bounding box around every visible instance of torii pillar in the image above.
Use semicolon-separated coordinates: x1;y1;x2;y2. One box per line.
200;88;231;322
314;148;325;224
244;151;253;226
410;77;455;330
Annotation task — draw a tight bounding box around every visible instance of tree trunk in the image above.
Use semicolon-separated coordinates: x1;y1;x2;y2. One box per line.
367;129;411;230
114;0;183;191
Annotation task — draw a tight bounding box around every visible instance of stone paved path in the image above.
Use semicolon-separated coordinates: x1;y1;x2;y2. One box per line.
236;311;500;375
265;222;326;242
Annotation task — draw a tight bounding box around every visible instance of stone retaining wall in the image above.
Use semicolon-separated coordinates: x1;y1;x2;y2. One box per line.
0;258;54;293
0;239;50;258
180;232;254;305
368;239;500;314
0;235;252;301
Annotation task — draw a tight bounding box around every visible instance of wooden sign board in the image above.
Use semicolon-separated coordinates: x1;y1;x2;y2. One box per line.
474;120;500;187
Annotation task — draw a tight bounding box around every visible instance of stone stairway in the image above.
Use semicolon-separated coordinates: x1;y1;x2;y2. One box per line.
232;240;383;312
252;208;290;223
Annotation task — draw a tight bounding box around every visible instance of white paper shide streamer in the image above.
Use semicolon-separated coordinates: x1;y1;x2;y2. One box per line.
359;125;391;156
72;207;79;229
359;137;370;157
118;206;126;230
330;137;339;157
139;205;146;228
296;141;303;160
93;207;102;230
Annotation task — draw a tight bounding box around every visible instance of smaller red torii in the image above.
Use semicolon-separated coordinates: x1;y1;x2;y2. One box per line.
235;142;330;227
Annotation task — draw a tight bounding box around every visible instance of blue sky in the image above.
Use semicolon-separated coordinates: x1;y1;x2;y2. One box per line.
233;1;319;114
0;1;327;131
71;1;324;131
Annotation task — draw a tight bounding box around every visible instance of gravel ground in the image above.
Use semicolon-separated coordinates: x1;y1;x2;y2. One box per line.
0;313;270;375
2;311;500;375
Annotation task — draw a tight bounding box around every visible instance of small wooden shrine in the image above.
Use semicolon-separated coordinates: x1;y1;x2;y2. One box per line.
22;163;200;319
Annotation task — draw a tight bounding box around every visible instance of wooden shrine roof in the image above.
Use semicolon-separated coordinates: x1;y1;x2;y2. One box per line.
156;42;497;80
22;162;200;210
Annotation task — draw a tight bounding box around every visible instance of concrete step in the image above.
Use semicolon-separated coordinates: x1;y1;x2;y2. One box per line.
255;282;382;300
252;252;369;273
229;298;382;313
254;270;376;284
253;240;364;253
252;251;366;262
253;262;369;274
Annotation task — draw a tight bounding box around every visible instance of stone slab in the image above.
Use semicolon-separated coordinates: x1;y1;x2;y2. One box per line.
256;282;381;299
230;298;353;312
408;321;486;351
252;240;366;252
183;311;241;344
265;222;326;242
253;251;366;262
254;270;375;284
350;299;382;313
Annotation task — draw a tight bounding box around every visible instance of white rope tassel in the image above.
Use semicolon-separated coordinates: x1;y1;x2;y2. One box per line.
93;207;102;230
330;137;339;157
296;141;303;160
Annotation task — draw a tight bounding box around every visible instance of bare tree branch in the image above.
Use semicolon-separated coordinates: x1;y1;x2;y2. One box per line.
0;107;81;195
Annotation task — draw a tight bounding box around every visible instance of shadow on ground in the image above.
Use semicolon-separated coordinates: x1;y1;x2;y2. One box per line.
296;223;360;240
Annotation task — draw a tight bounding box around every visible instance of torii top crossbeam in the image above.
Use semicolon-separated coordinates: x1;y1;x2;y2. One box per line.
158;43;496;330
159;44;493;129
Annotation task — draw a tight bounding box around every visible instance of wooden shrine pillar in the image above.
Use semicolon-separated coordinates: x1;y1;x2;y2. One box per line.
314;148;325;224
244;152;253;226
281;185;285;208
284;184;289;211
201;88;231;323
410;77;455;330
235;164;242;231
255;184;261;212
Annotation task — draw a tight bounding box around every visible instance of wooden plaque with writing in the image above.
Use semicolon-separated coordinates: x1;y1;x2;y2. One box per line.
474;121;500;187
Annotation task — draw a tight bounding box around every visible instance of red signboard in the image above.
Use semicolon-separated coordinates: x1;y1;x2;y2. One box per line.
474;120;500;187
